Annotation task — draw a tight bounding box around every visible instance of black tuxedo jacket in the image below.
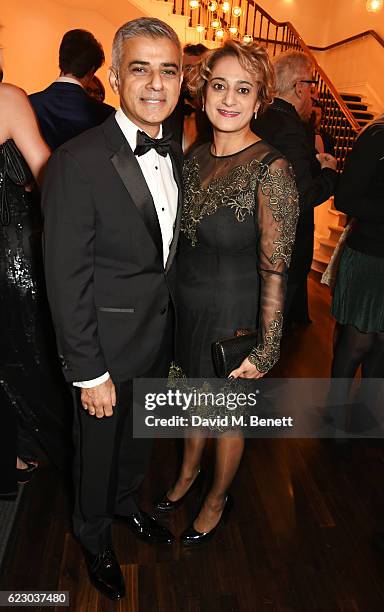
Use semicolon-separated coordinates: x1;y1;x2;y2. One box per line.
42;114;183;383
252;98;338;280
29;82;114;150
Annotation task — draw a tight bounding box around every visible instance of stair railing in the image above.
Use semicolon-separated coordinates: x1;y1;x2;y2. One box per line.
164;0;361;169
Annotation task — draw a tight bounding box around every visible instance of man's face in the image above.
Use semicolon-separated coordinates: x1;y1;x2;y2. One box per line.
109;36;182;136
294;73;315;122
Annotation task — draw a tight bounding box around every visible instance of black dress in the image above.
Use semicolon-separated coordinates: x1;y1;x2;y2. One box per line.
0;140;71;488
175;141;299;378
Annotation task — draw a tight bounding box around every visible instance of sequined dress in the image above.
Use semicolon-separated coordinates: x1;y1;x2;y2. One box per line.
0;140;71;471
175;141;299;378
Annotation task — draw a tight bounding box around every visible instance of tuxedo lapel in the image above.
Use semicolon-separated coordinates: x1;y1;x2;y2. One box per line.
165;144;183;273
110;141;163;261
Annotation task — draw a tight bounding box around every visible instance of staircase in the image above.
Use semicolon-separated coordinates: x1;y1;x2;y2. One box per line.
340;93;375;128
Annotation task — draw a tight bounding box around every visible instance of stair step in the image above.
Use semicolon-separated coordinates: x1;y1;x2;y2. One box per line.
351;110;374;120
313;248;331;264
340;93;363;102
311;259;328;274
329;209;347;222
345;101;368;111
319;237;338;248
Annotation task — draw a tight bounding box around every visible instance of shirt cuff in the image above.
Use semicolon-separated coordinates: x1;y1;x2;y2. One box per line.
73;372;110;388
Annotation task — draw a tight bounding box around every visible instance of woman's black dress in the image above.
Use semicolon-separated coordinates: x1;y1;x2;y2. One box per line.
0;140;71;493
175;141;299;378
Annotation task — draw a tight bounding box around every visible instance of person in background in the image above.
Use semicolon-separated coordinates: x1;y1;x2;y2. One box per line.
252;51;337;328
29;29;114;150
331;115;384;382
0;75;69;493
311;99;335;155
86;75;106;102
164;42;210;152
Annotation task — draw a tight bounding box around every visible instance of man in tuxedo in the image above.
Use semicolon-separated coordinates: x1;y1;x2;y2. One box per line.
252;51;337;327
30;29;114;150
42;18;183;601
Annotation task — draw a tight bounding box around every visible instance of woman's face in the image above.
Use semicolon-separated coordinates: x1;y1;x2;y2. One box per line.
204;54;260;133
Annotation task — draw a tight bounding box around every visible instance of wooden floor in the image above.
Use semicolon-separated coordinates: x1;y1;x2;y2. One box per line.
2;274;384;612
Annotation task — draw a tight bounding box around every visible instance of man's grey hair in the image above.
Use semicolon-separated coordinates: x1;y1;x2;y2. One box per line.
112;17;181;70
273;51;313;97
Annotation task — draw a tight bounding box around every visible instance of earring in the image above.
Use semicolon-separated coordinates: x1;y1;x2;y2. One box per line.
202;102;205;112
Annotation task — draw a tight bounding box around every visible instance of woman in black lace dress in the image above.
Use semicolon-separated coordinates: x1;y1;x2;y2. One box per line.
0;82;69;494
155;42;299;545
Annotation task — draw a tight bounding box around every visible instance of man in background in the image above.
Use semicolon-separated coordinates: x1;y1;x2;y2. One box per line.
164;42;210;151
253;50;338;327
30;29;114;150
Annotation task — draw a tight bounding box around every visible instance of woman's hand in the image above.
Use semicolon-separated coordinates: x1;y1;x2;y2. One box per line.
229;358;265;379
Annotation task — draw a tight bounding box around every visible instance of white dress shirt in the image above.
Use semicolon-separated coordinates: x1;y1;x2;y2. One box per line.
74;109;178;388
55;76;84;88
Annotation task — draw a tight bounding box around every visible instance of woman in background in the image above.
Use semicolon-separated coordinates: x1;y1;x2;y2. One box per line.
331;115;384;382
0;77;70;493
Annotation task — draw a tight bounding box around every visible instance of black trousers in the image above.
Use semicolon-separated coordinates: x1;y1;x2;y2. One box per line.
72;306;174;554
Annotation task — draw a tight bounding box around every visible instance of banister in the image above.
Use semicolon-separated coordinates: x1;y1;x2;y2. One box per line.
309;29;384;52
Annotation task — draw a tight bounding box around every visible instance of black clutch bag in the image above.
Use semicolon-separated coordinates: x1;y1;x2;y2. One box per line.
212;330;258;378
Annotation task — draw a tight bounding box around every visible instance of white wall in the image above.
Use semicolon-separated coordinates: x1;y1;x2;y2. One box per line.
1;0;145;105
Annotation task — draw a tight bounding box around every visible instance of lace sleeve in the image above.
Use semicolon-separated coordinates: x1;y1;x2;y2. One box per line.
248;157;299;373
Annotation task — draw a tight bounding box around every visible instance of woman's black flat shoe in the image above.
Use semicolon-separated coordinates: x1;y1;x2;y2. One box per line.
154;470;203;512
16;461;38;484
180;494;233;547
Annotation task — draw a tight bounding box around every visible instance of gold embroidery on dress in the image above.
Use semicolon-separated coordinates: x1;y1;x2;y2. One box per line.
181;156;299;268
248;310;283;373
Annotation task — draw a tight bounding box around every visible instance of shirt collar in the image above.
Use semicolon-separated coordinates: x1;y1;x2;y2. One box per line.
55;76;84;89
115;108;163;152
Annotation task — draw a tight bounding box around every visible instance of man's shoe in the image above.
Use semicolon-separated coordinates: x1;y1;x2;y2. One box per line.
120;510;175;544
83;547;125;601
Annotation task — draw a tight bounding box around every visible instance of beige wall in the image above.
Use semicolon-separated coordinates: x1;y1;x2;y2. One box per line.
314;37;384;114
323;0;384;42
1;0;145;105
257;0;384;45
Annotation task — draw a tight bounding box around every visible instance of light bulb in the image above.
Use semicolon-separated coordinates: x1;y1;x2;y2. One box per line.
211;19;221;29
208;1;218;11
215;28;225;38
366;0;383;11
221;1;230;12
189;0;199;8
229;26;238;35
232;6;242;17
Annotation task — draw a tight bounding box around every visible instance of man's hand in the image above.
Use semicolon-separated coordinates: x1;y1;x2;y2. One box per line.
316;152;337;171
229;358;265;379
81;378;116;418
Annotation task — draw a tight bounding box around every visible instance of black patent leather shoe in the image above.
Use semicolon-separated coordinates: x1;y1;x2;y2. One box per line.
120;510;175;544
154;470;203;512
180;494;233;548
83;547;125;601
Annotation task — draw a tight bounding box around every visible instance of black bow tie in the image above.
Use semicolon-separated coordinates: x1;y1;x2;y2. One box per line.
134;130;173;157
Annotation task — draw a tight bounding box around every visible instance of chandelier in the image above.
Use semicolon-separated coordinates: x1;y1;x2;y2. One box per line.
189;0;253;44
366;0;383;11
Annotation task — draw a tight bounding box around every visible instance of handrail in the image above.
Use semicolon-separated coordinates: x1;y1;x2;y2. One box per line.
309;29;384;52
